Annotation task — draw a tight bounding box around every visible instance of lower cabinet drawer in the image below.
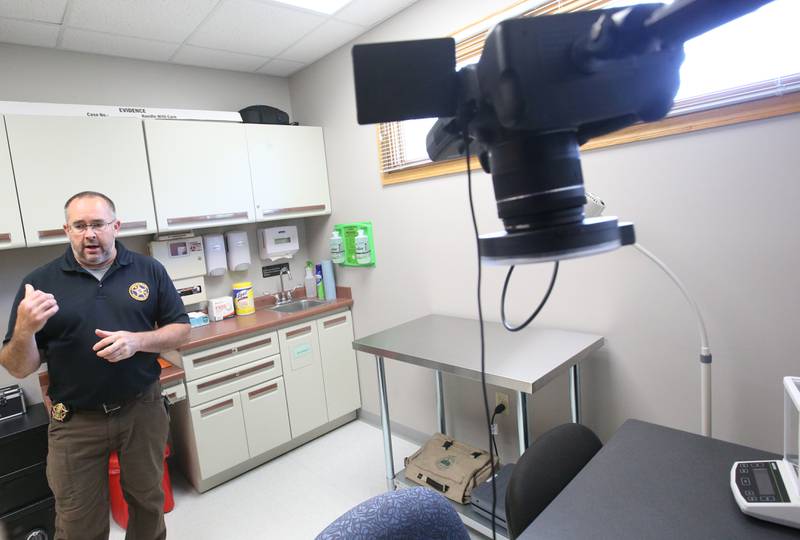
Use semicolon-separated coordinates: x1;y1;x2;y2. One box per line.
0;462;51;516
187;354;282;406
0;496;55;540
190;394;249;479
240;377;292;457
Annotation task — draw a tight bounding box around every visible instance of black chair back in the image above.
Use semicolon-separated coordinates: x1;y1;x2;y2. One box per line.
505;423;602;539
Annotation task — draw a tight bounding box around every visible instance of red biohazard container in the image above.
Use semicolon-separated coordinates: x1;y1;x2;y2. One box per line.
109;445;174;529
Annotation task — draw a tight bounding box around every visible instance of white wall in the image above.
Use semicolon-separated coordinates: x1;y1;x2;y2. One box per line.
290;0;800;457
0;43;294;402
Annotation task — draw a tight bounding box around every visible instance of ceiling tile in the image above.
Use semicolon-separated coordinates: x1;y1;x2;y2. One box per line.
0;19;60;48
61;28;179;62
279;18;362;63
257;58;305;77
172;45;269;72
67;0;219;43
188;0;324;57
333;0;416;27
0;0;67;24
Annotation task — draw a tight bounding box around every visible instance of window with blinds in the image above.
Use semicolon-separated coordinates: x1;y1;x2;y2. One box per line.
377;0;800;185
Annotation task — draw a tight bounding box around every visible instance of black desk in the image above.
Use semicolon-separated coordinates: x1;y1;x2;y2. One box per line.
521;419;798;539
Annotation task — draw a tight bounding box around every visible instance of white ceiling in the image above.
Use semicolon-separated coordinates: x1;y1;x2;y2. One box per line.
0;0;418;77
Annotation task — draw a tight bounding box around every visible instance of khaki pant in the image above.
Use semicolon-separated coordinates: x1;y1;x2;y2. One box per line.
46;382;169;540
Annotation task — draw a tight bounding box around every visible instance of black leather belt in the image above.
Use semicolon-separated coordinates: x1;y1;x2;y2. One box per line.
77;390;146;414
52;390;147;421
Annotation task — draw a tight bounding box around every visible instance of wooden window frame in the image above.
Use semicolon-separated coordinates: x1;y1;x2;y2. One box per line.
379;0;800;186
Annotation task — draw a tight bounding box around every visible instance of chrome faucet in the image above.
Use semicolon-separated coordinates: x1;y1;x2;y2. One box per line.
274;266;293;305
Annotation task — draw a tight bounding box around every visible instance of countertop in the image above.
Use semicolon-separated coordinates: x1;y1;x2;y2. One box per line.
180;287;353;351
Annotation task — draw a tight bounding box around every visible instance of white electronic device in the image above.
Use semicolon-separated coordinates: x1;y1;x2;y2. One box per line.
731;376;800;529
259;225;299;261
148;235;208;306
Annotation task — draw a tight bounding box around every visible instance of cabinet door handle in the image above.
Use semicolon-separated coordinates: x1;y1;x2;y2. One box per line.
38;228;66;239
167;211;249;226
261;204;326;217
200;398;234;417
323;315;347;329
248;383;278;400
286;326;312;339
0;233;10;243
119;220;148;231
196;360;276;392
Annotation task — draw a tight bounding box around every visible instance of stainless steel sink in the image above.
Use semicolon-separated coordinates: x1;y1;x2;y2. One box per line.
270;299;328;313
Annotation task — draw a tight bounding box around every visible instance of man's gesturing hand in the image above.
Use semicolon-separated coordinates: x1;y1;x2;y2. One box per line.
15;284;58;336
93;329;142;363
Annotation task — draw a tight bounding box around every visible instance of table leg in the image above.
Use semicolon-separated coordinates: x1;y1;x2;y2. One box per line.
435;370;446;435
517;391;529;454
376;355;395;491
569;364;582;424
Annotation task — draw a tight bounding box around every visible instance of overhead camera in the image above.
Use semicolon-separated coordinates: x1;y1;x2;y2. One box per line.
352;0;773;264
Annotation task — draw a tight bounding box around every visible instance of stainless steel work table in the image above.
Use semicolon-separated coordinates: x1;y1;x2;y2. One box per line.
352;314;605;496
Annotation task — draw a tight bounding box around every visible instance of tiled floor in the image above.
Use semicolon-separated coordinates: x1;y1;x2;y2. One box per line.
109;419;422;539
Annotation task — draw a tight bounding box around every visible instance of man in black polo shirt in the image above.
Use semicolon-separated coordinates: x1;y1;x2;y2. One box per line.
0;191;190;540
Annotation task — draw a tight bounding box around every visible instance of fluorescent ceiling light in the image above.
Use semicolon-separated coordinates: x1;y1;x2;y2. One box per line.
272;0;352;15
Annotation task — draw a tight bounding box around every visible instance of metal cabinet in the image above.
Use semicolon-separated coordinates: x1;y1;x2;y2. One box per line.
0;119;25;250
278;320;329;438
317;311;362;420
246;124;331;221
144;120;256;233
4;115;157;246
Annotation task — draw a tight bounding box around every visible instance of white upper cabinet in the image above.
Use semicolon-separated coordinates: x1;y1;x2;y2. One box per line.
0;119;25;250
246;125;331;221
4;115;157;247
145;120;255;233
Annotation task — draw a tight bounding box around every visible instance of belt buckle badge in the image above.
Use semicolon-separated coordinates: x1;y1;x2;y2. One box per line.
51;402;71;422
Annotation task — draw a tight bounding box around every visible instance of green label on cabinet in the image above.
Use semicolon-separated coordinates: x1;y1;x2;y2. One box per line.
293;344;312;359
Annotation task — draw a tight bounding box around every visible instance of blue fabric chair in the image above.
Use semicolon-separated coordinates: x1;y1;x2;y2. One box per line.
316;487;470;540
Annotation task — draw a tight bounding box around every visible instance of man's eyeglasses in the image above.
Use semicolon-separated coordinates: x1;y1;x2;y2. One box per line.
68;220;115;233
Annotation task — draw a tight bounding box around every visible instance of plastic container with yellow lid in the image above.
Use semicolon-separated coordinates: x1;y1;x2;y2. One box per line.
232;281;255;316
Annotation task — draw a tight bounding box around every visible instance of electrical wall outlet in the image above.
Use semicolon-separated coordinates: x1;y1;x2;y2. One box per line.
495;392;509;414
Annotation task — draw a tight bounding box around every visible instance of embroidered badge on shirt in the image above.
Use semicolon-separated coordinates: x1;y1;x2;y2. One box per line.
129;282;150;301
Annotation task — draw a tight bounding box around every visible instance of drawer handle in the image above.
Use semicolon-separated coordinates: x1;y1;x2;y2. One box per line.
38;228;66;239
191;337;272;367
192;349;232;367
323;315;347;329
286;326;312;339
238;337;272;352
261;204;326;217
200;398;234;417
248;383;278;400
167;211;249;226
196;360;276;392
119;220;147;231
0;233;10;243
166;392;178;400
